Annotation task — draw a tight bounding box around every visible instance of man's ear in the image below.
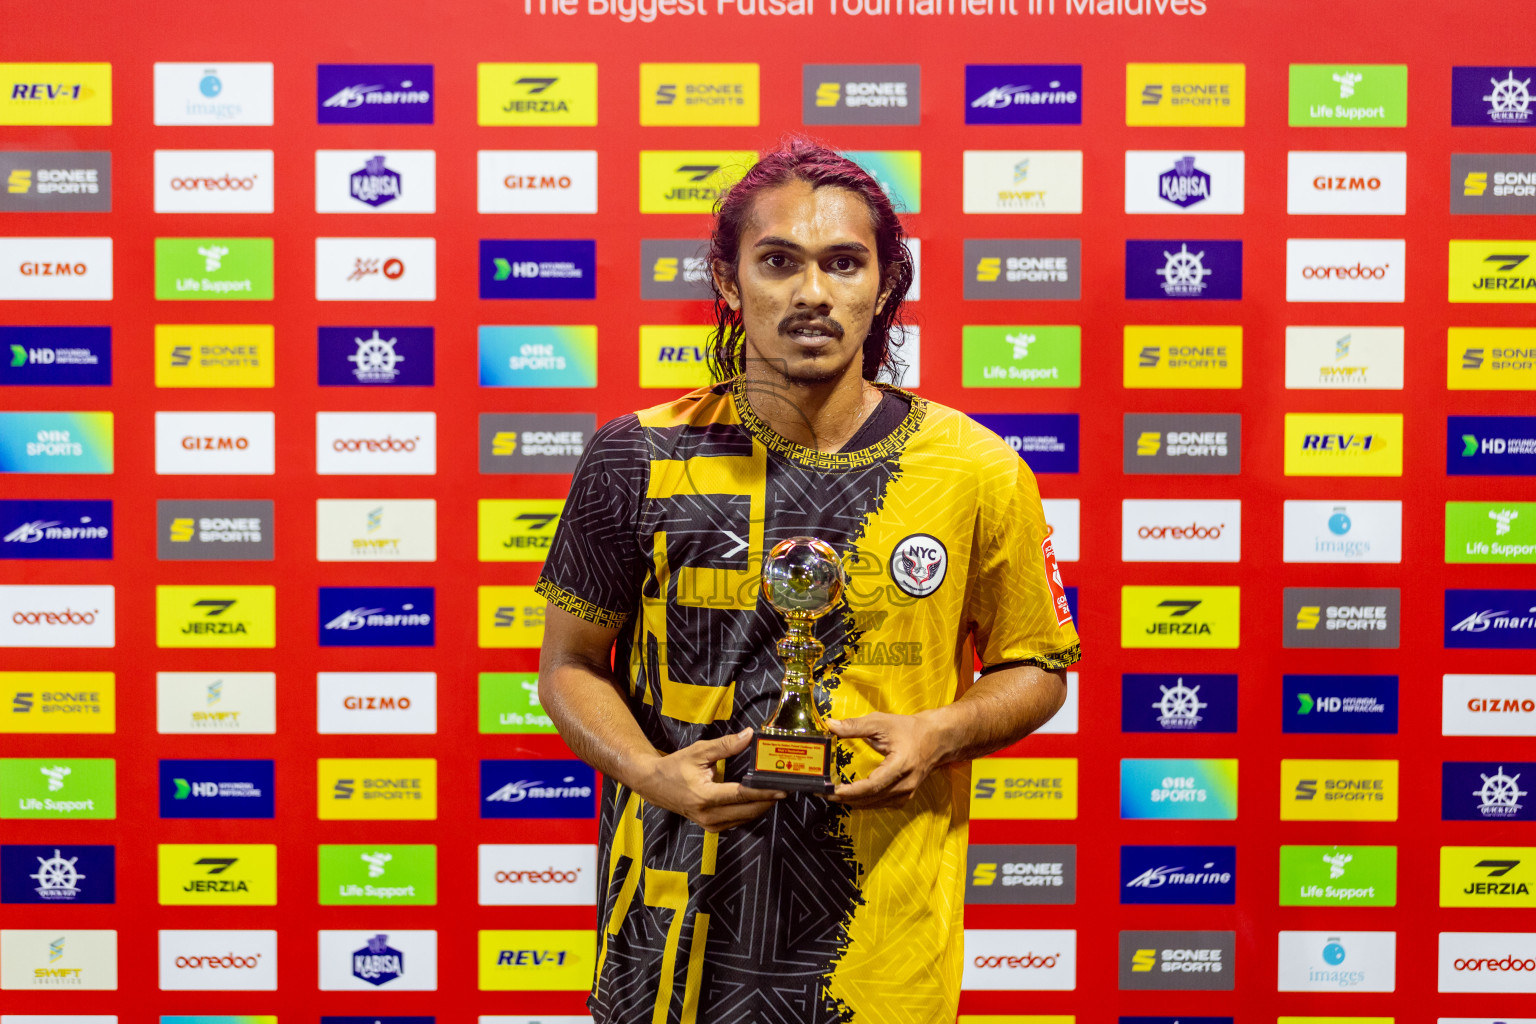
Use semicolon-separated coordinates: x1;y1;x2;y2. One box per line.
713;260;741;312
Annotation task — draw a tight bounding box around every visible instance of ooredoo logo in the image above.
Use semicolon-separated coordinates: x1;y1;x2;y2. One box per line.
960;929;1075;990
1439;932;1536;992
1122;500;1241;562
154;150;274;213
0;585;114;648
158;929;277;990
315;412;436;475
1287;239;1405;303
479;843;597;906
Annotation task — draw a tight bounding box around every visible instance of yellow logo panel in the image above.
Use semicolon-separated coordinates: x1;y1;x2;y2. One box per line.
155;585;276;648
479;929;596;991
639;63;759;126
960;1019;1075;1024
0;672;114;733
1277;1019;1394;1024
158;843;277;906
639;150;756;214
1280;758;1399;821
640;325;713;389
154;324;274;388
317;758;437;820
1448;327;1536;390
1126;63;1245;126
478;63;596;126
1123;325;1243;389
1440;846;1536;907
970;757;1078;820
0;63;112;125
1449;240;1536;303
479;585;545;649
478;499;563;563
1121;586;1240;649
1284;413;1403;477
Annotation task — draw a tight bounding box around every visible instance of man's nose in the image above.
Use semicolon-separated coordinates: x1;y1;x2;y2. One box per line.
793;262;832;309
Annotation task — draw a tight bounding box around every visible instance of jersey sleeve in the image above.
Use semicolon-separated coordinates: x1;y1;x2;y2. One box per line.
534;413;650;630
967;448;1082;672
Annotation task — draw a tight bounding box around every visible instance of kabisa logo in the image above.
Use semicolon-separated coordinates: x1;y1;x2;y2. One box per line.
964;239;1081;300
320;843;437;905
318;758;438;821
319;587;435;648
153;62;275;126
0;500;111;560
1126;64;1245;126
1283;588;1401;649
1278;931;1397;992
965;64;1082;125
640;63;758;126
1283;675;1399;733
0;62;112;126
479;240;596;300
478;62;597;126
1439;932;1536;993
1446;589;1536;649
639;150;755;213
1451;415;1536;475
1453;67;1536;126
1444;762;1536;822
318;326;433;387
1124;150;1245;215
351;154;399;206
641;239;714;300
803;64;920;126
1125;240;1242;300
1279;844;1398;906
1119;759;1239;821
1159;155;1211;208
970;758;1078;821
159;759;274;819
0;757;116;819
0;150;111;212
965;844;1076;905
1119;846;1236;905
1120;586;1240;649
317;64;432;124
959;928;1076;991
479;413;594;474
1281;759;1399;821
1441;847;1536;908
1;844;114;903
0;326;111;387
482;759;596;819
1119;931;1235;991
317;151;440;215
353;934;405;986
1121;673;1237;733
970;412;1079;474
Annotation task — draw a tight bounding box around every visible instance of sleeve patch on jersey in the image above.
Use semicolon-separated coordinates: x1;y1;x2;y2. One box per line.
1041;537;1074;627
535;576;630;630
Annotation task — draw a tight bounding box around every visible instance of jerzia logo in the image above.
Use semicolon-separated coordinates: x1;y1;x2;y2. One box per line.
1120;587;1239;649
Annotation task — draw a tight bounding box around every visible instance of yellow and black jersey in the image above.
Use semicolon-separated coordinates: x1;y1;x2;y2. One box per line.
536;377;1080;1024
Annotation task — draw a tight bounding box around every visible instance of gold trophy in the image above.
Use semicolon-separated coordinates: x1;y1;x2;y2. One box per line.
741;536;843;795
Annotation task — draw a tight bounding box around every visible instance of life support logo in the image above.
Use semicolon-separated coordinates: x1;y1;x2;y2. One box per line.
890;534;947;598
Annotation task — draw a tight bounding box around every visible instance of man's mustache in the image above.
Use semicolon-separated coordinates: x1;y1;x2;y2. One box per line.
777;313;845;338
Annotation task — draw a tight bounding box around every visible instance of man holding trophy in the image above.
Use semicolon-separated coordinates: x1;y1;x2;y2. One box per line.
536;137;1081;1024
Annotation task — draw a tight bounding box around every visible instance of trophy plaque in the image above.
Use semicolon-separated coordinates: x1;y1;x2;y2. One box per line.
741;536;844;795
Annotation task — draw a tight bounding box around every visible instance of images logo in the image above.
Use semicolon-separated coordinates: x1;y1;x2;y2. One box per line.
482;759;595;819
478;150;598;214
479;240;596;300
1283;588;1401;649
971;413;1078;474
1289;65;1408;126
0;151;111;212
478;929;596;991
1280;844;1397;906
154;62;274;125
479;844;596;906
1446;589;1536;649
803;64;920;125
1124;150;1245;214
479;413;594;474
639;150;756;213
960;929;1076;991
0;670;114;733
319;587;434;648
1278;931;1397;991
1441;846;1536;908
1121;673;1237;733
1120;759;1238;821
1118;930;1235;990
479;325;597;388
1281;759;1399;821
155;585;275;649
1126;63;1245;126
639;63;758;126
1122;325;1242;388
1283;675;1398;732
966;844;1076;906
154;237;273;301
970;758;1078;820
964;240;1081;301
317;64;432;124
318;758;438;821
318;326;434;387
0;237;114;301
478;63;597;126
319;843;437;905
159;760;273;819
1284;413;1403;477
0;499;111;560
1120;587;1240;649
1284;326;1405;390
1453;66;1536;126
1125;241;1242;300
1449;240;1536;302
1;844;114;904
1119;846;1235;904
157;844;275;905
965;64;1082;125
0;757;115;819
0;63;112;126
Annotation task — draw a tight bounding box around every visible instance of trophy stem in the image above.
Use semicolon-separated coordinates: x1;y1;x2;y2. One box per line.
760;617;827;736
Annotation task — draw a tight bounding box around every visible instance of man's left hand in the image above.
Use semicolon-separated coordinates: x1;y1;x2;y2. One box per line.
824;711;945;810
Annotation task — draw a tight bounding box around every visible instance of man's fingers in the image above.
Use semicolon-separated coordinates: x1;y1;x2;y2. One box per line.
698;780;786;808
687;727;754;764
829;759;903;802
825;714;886;740
697;800;780;832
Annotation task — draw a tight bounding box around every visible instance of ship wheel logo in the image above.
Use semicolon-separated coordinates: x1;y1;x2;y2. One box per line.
30;849;85;900
349;330;405;383
1153;678;1206;730
1474;765;1528;818
1484;71;1533;121
1156;243;1212;296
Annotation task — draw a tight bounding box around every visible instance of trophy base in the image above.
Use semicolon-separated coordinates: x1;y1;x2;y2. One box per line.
742;769;835;795
743;733;835;795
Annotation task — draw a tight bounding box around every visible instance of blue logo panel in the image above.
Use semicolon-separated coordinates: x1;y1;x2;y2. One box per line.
481;759;596;819
1;844;115;903
0;499;111;559
317;327;434;386
319;587;436;648
1122;674;1237;733
1125;240;1243;300
1452;67;1536;126
1120;758;1238;820
1122;1018;1233;1024
1120;845;1236;905
316;64;434;124
159;759;275;819
1443;761;1536;821
1449;415;1536;475
1445;589;1536;649
479;240;596;300
964;64;1083;125
971;413;1079;474
1281;675;1399;734
0;327;111;385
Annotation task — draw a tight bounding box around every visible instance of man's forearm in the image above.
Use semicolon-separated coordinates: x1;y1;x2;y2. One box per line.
539;659;664;792
919;664;1067;764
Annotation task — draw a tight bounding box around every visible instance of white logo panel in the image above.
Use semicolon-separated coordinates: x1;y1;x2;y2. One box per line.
1443;675;1536;736
1033;670;1079;735
1287;151;1408;215
316;499;437;561
0;238;112;301
1284;326;1405;389
153;63;275;125
961;929;1076;990
477;151;598;214
156;672;277;734
1277;930;1396;992
315;412;436;476
906;238;921;301
962;151;1083;214
1439;932;1536;993
1041;498;1080;562
0;930;118;991
1124;150;1246;214
154;411;275;476
158;930;277;991
1282;500;1402;563
315;150;437;214
315;237;436;301
317;672;437;734
1287;239;1406;303
478;844;598;906
317;929;437;991
0;585;114;648
154;151;274;214
1121;500;1241;563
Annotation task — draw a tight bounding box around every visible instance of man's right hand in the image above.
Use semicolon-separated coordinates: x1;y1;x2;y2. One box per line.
638;727;786;833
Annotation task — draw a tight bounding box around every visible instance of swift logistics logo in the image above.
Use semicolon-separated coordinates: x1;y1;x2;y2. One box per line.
318;326;434;386
963;150;1083;214
477;63;596;126
316;672;436;735
1282;675;1399;732
964;239;1081;300
1441;846;1536;907
0;150;110;212
966;844;1076;905
1450;416;1536;475
1283;501;1403;563
960;929;1077;991
1122;325;1242;388
1447;503;1536;564
153;237;273;301
1445;589;1536;649
1448;327;1536;390
480;672;556;734
153;324;273;388
1452;153;1536;214
1287;150;1408;214
1450;239;1536;302
0;499;111;559
156;671;276;734
1453;66;1536;125
971;413;1079;474
479;413;594;474
479;240;596;300
319;587;434;648
0;63;112;125
1119;845;1235;904
315;149;436;213
1123;413;1241;475
0;326;110;387
154;585;275;648
1286;238;1406;302
1124;241;1242;300
0;757;116;819
156;844;275;905
1119;759;1238;820
478;149;598;214
1285;326;1405;390
638;150;755;213
478;929;596;992
1121;673;1237;733
1118;930;1235;990
317;64;432;124
1283;588;1401;649
1126;63;1244;126
1289;65;1408;126
640;63;758;126
316;499;436;562
1281;759;1399;821
1279;845;1397;906
0;928;118;989
1284;413;1403;477
153;61;274;125
0;237;113;301
1278;931;1397;991
158;760;273;819
803;64;919;125
157;500;272;561
320;844;437;905
961;326;1080;388
0;671;114;733
970;758;1078;820
318;758;438;821
1120;586;1239;649
479;326;598;387
965;64;1081;125
0;843;114;903
479;844;597;907
478;499;563;562
482;759;596;819
1124;150;1245;214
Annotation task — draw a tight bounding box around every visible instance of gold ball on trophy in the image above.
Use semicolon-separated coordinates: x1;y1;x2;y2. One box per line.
762;536;844;620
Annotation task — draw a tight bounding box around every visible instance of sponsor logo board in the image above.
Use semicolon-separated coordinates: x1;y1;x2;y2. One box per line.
1441;847;1536;908
0;671;113;733
479;586;545;649
1119;846;1235;905
1281;759;1399;821
639;325;713;389
1450;239;1536;302
964;150;1082;214
1284;413;1403;477
478;151;597;214
478;499;562;563
317;673;436;734
962;325;1079;388
639;62;758;126
1444;762;1536;822
0;151;110;212
319;587;434;648
481;760;594;819
318;758;437;820
158;760;273;819
479;413;593;474
315;150;435;213
1124;151;1244;214
154;585;276;649
0;758;115;819
1285;326;1404;389
1282;675;1399;732
154;150;273;214
1121;500;1240;562
1277;930;1397;991
154;62;273;125
479;239;595;300
317;64;433;124
1452;66;1536;126
1451;415;1536;475
960;929;1076;990
0;412;112;474
0;237;112;300
1287;151;1406;215
315;237;435;301
844;150;921;212
156;672;275;734
803;64;920;125
971;758;1077;820
1279;845;1397;906
478;844;596;906
641;239;712;300
316;499;435;562
1446;589;1536;648
1449;327;1536;390
480;673;555;734
318;929;439;990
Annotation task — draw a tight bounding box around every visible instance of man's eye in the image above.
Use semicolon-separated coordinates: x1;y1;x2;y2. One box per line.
765;253;793;269
831;257;857;272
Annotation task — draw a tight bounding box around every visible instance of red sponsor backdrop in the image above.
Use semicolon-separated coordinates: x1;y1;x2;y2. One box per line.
3;0;1536;1018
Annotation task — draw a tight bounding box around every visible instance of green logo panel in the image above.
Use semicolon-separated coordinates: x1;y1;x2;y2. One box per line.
1279;844;1397;905
479;671;556;734
962;326;1081;388
318;844;437;905
0;757;116;818
1446;501;1536;563
1289;64;1408;126
155;237;274;300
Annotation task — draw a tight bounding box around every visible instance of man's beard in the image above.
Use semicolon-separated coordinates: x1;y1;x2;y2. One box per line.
762;312;861;386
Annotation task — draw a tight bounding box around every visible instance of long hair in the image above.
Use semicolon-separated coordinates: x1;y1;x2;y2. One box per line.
705;137;914;384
